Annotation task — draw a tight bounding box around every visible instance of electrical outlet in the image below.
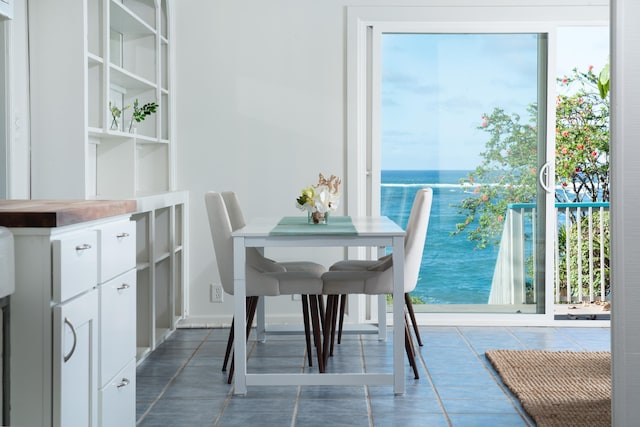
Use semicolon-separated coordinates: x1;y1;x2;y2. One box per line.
211;284;224;303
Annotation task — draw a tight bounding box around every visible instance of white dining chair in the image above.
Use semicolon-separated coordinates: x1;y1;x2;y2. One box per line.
205;191;326;382
321;187;433;378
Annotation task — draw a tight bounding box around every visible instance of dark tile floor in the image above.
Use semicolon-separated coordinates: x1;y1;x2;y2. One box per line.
136;325;610;427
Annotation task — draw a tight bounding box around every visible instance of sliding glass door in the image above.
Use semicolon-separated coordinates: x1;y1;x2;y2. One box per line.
347;6;610;322
371;30;555;315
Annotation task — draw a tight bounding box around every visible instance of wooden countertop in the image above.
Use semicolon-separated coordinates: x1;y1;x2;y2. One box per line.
0;200;137;228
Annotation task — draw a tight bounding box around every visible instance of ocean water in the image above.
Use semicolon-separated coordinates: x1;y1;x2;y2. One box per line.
381;170;500;304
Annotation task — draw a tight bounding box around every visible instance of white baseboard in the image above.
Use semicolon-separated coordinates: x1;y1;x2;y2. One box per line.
177;314;310;329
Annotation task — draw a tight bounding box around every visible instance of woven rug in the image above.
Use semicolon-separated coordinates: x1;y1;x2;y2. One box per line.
485;350;611;427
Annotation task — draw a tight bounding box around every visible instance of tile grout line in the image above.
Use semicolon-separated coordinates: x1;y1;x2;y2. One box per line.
461;326;536;427
213;338;259;427
136;329;214;426
415;327;454;427
290;344;315;427
359;334;375;427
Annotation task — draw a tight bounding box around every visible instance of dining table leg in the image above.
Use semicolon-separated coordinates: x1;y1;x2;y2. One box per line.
392;236;405;395
377;246;388;342
233;236;247;395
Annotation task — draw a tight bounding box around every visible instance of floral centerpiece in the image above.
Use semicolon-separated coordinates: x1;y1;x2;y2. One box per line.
295;173;341;224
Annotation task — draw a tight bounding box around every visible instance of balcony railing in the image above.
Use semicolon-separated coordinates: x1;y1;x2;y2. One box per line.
489;202;610;305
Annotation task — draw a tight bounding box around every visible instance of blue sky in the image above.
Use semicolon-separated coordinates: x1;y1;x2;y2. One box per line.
381;27;610;170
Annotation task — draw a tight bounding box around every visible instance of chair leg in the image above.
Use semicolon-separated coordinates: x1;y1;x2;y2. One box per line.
337;294;347;344
309;295;325;373
222;317;234;372
404;312;419;379
318;295;326;332
228;296;259;384
322;295;337;368
329;294;339;357
404;292;423;346
301;295;313;367
223;296;256;372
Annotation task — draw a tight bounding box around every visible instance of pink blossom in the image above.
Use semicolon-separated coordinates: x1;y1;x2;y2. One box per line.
577;144;584;150
561;147;568;155
561;130;569;137
589;65;594;72
497;215;504;223
562;78;568;84
481;194;489;202
592;151;598;157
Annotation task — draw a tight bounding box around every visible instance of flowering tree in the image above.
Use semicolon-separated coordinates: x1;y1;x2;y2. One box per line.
453;65;611;301
452;105;538;249
556;65;610;202
454;65;610;249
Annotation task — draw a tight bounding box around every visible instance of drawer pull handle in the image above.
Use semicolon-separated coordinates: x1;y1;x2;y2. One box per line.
63;318;77;363
75;243;92;251
117;283;130;291
116;378;130;388
116;232;130;239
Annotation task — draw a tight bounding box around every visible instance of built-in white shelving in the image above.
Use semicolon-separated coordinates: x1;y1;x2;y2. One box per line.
28;0;185;363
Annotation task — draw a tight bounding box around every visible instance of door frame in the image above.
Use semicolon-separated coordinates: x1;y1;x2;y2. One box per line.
346;4;608;325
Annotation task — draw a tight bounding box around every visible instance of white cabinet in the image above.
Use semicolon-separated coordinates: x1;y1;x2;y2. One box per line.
8;214;136;427
29;0;175;199
97;220;136;427
99;360;136;427
26;0;187;362
52;231;99;303
134;191;187;359
99;270;136;385
53;290;99;427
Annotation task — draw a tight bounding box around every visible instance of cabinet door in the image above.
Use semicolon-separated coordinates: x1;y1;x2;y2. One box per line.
53;290;99;427
100;269;136;386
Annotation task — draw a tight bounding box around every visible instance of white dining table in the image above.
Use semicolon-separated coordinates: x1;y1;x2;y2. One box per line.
232;215;406;395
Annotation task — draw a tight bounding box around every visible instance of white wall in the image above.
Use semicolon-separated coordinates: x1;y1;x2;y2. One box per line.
177;1;640;421
173;0;612;324
3;0;29;199
175;0;357;323
611;0;640;424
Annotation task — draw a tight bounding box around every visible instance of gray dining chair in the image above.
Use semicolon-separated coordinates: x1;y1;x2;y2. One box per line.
205;191;326;382
321;187;433;378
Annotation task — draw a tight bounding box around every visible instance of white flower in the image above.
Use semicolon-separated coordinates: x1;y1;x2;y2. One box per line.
295;175;341;214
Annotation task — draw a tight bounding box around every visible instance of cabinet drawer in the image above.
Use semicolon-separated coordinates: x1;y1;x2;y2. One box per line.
98;220;136;283
53;231;98;303
99;269;136;386
99;358;136;427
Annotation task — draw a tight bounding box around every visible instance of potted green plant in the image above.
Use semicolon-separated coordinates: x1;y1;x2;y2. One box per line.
128;99;158;132
109;102;129;130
